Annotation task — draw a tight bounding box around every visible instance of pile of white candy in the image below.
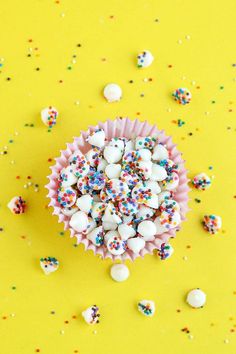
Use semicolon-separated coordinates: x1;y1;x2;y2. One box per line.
57;129;182;256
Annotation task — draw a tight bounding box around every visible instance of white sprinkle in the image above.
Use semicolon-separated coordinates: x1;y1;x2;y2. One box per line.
143;78;148;82
205;111;210;115
34;188;39;192
75;100;80;105
191;80;196;86
183;256;188;261
4;146;8;150
72;59;77;64
10;160;15;164
61;12;65;17
93;330;97;335
10;313;16;317
0;57;4;62
60;330;65;335
224;339;229;344
167;108;172;112
0;151;4;155
185;35;191;40
14;131;19;136
23;184;28;189
181;76;186;80
188;334;194;339
178;39;182;44
27;182;32;186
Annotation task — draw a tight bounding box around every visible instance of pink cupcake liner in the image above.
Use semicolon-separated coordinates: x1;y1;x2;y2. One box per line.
45;117;190;261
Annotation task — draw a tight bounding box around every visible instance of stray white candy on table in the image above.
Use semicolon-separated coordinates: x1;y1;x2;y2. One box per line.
157;243;174;260
138;300;155;316
82;305;100;324
137;50;154;68
110;263;130;282
192;173;211;190
202;214;222;234
172;88;192;105
40;257;59;275
186;289;206;308
41;106;58;129
103;83;122;102
8;196;26;214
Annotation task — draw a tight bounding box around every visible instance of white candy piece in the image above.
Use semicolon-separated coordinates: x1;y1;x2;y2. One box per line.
97;158;108;172
186;289;206;308
143;193;159;209
104;230;119;243
103;221;118;231
41;106;58;127
138;220;157;241
60;166;77;187
102;202;122;224
87;226;104;246
110;264;130;282
137;160;153;179
91;202;106;221
137;50;154;68
61;205;79;216
138;149;152;161
40;257;59;275
84;217;97;234
150;164;167;181
108;138;125;152
157;243;174;260
160;199;180;213
76;194;93;213
69;211;88;233
105;164;121;179
7;196;26;214
106;234;126;255
85;148;100;167
103;83;122;102
136;205;155;221
127;237;145;253
160;210;181;229
154;216;168;235
160;172;179;191
145;180;161;194
87;130;105;148
138;300;155;317
122;215;134;223
82;305;100;324
118;223;136;240
152;144;169;161
104;146;122;163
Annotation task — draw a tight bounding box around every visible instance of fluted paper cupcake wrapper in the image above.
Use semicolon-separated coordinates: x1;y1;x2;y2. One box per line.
46;117;190;262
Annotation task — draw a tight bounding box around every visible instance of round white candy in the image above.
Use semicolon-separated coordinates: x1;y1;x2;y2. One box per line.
87;129;105;148
60;166;77;187
118;223;136;240
143;193;159;209
106;235;126;255
103;83;122;102
160;199;180;213
152;144;169;161
41;106;58;127
145;180;161;194
103;221;118;231
85;148;101;167
136;205;155;221
138;300;155;317
150;164;167;181
76;194;93;213
108;138;125;152
110;264;130;282
105;164;121;179
69;211;88;233
127;237;145;254
137;50;154;68
186;289;206;308
103;146;122;164
104;230;119;243
137;220;156;241
160;210;181;229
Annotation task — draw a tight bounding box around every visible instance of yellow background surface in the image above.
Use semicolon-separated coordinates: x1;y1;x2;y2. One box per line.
0;1;236;353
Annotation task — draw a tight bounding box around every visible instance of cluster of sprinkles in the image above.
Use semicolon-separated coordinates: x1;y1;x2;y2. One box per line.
55;128;182;257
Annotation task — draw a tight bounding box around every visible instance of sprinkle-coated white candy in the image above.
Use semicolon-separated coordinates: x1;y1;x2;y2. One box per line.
103;83;122;102
138;300;155;316
160;172;179;191
110;264;130;282
7;196;26;214
102;202;122;224
108;138;125;152
104;230;119;243
82;305;100;324
41;106;58;128
137;50;154;68
138;148;152;161
85;148;101;167
158;191;172;204
106;234;126;255
87;226;104;246
69;211;88;233
40;257;59;275
186;289;206;308
135;205;155;221
84;217;97;234
154;216;168;235
60;166;77;187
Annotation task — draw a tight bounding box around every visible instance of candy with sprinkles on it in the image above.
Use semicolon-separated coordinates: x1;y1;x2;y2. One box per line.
138;300;155;317
202;214;222;234
137;50;154;68
103;83;122;102
41;106;58;128
192;173;211;190
82;305;100;324
87;226;104;246
186;289;206;308
110;264;130;282
152;144;169;161
69;151;90;178
106;234;126;255
60;166;77;187
172;88;192;105
40;257;59;275
157;243;174;260
104;146;123;164
57;186;77;207
8;196;26;214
